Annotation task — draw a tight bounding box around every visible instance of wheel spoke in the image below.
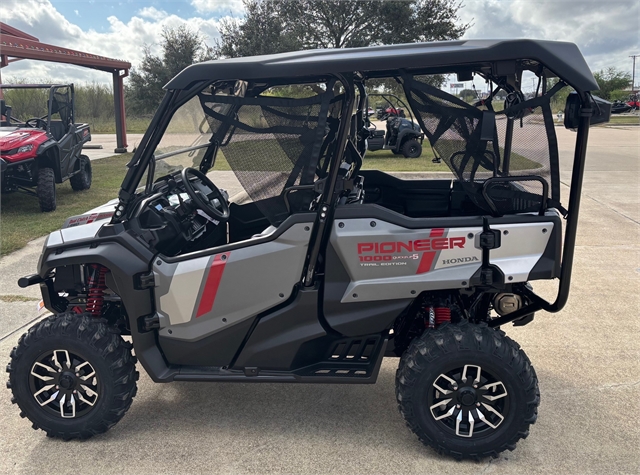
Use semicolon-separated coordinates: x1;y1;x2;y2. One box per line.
80;384;98;399
30;363;56;382
429;398;452;419
480;402;505;428
77;391;97;407
461;365;481;385
33;384;55;398
52;350;71;370
455;410;475;438
433;374;457;395
432;405;455;421
481;381;508;401
59;394;76;418
37;389;59;407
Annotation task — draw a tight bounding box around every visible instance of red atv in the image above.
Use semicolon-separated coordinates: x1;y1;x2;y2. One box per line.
0;84;92;212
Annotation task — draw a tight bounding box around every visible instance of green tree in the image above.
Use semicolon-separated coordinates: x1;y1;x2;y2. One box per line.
458;88;476;102
216;0;468;96
593;67;632;100
609;89;630;102
215;0;469;56
127;25;213;114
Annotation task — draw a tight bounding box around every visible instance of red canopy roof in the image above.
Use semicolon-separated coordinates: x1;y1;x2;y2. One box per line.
0;22;130;72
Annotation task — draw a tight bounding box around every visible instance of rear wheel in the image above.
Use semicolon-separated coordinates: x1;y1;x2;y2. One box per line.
6;313;138;440
402;138;422;158
37;167;56;212
70;155;92;191
396;322;539;460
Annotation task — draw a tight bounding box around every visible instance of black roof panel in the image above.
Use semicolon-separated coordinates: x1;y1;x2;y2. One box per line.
165;39;598;93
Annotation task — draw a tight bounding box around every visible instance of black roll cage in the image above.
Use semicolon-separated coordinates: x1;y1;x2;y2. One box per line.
112;62;594;322
0;83;75;135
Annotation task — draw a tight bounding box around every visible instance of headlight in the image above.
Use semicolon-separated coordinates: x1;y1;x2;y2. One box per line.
17;144;33;153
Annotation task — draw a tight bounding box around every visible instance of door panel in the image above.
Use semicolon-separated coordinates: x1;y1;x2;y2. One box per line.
153;222;313;356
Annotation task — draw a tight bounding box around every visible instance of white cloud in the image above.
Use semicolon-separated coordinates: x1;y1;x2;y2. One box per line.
459;0;639;73
1;0;637;86
191;0;245;15
1;0;224;84
138;6;168;21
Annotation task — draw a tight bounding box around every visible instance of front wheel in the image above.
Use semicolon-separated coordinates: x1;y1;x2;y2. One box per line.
70;155;92;191
6;314;138;439
37;167;56;212
396;322;539;460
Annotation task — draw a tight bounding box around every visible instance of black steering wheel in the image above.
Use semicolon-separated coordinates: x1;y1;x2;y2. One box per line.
181;167;230;221
25;118;47;129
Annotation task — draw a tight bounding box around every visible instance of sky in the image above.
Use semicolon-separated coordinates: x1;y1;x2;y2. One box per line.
1;0;639;91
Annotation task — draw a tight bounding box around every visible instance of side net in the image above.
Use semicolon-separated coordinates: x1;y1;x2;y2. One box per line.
198;85;342;225
404;75;563;215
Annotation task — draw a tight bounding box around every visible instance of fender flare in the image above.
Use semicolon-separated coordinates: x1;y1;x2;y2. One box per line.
38;235;174;381
36;139;62;182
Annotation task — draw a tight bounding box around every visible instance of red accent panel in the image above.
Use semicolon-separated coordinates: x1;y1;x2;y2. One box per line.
416;228;446;274
417;251;436;274
196;252;229;318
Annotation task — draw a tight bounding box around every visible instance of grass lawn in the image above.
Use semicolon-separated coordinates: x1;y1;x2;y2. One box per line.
602;115;640;126
0;154;133;257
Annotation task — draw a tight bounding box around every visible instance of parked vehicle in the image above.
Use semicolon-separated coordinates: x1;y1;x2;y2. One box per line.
8;40;609;460
611;100;632;114
0;84;92;212
367;94;424;158
376;104;405;120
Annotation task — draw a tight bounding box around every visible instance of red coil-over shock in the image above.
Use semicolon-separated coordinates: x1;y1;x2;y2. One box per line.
86;264;108;317
426;306;452;328
434;307;451;326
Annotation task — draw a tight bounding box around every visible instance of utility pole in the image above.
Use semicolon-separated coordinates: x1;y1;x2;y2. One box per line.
631;54;640;91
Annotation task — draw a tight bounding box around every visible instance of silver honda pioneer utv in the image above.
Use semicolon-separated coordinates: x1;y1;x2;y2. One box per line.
7;39;609;459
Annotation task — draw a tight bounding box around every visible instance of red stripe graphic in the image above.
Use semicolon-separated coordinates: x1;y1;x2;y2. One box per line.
416;228;445;274
196;252;229;318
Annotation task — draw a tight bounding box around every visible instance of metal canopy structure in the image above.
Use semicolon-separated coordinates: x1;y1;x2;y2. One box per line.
0;22;131;152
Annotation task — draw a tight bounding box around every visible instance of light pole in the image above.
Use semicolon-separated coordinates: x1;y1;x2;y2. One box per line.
631;54;639;91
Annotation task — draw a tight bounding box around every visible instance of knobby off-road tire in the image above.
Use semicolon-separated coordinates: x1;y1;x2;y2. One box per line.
37;167;56;212
396;322;539;460
6;313;138;440
69;155;92;191
402;138;422;158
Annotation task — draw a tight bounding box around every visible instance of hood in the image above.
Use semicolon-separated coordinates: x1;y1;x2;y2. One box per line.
0;127;49;162
62;198;118;229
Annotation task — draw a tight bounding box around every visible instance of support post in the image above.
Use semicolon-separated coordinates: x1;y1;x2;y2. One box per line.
112;70;128;153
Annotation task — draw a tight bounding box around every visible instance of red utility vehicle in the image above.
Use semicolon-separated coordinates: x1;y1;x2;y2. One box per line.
0;84;92;212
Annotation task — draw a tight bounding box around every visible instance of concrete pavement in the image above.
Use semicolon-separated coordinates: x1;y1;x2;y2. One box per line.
1;127;638;474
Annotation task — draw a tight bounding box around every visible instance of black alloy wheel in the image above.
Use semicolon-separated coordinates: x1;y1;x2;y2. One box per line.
7;313;138;439
28;348;100;419
396;322;539;460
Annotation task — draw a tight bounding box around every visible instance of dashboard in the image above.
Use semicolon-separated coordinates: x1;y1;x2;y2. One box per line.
129;171;228;256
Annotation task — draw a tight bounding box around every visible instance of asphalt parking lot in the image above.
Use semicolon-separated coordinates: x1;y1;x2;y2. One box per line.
1;126;638;474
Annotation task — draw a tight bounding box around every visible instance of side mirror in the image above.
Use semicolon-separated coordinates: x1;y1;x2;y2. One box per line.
564;92;611;129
